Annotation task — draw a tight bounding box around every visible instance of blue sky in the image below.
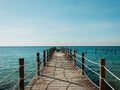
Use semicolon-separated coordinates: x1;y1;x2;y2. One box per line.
0;0;120;46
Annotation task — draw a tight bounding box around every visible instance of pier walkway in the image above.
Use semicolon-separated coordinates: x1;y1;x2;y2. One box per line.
25;50;98;90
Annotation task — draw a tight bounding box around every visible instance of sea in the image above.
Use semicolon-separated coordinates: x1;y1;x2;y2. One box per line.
0;46;120;90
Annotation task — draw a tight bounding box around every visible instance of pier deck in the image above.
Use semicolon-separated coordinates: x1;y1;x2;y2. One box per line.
25;51;98;90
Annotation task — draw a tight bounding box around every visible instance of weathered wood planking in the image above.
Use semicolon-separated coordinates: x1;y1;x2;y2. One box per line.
25;50;98;90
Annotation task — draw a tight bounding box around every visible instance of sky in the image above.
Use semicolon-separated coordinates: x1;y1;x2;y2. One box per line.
0;0;120;46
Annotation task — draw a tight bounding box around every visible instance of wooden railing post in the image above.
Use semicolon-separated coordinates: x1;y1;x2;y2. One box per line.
19;58;24;90
36;53;40;75
68;49;69;60
70;49;72;60
67;49;69;59
48;49;50;61
82;53;84;75
62;47;65;53
47;49;48;61
69;49;70;60
49;49;51;59
43;50;46;66
64;48;66;54
74;50;76;66
50;48;51;55
66;48;67;57
100;58;105;90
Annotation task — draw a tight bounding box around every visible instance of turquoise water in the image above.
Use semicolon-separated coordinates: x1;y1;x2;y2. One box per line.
0;46;120;90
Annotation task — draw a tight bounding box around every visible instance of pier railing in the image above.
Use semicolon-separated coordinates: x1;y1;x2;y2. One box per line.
64;48;120;90
18;47;56;90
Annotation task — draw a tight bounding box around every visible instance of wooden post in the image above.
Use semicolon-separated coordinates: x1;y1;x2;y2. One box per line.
67;49;69;59
66;48;67;57
48;49;50;61
74;50;76;66
43;50;46;66
100;58;105;90
62;48;65;53
19;58;24;90
65;48;66;54
47;50;48;61
68;49;69;60
82;53;84;75
69;49;71;60
49;49;51;59
70;49;72;60
64;48;66;54
36;53;40;75
64;48;65;53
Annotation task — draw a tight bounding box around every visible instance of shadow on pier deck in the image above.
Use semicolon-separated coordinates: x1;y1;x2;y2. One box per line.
25;50;98;90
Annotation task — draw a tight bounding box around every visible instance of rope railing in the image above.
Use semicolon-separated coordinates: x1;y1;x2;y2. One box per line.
82;56;118;90
65;48;119;90
84;71;100;89
104;66;120;81
84;57;100;66
24;68;36;79
0;69;18;83
76;58;82;64
12;81;19;90
103;79;115;90
84;63;99;76
77;56;100;88
76;53;82;58
25;61;36;67
65;49;100;89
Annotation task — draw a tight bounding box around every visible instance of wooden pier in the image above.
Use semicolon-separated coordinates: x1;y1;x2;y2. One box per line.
25;49;98;90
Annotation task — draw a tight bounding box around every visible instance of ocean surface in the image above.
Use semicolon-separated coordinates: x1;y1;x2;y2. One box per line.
0;46;120;90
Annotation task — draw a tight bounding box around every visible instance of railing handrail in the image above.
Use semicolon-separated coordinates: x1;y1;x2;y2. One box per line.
76;52;120;83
